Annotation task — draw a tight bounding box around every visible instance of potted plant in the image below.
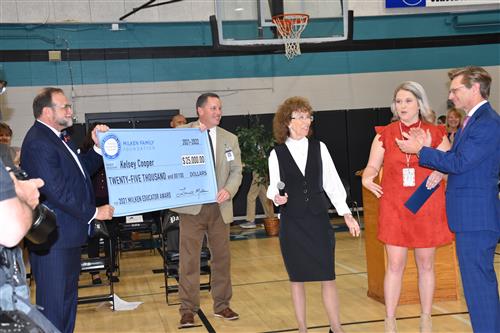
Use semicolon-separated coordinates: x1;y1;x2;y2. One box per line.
235;116;279;236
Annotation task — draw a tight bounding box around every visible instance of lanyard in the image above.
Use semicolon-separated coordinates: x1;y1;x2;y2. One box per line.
399;120;421;168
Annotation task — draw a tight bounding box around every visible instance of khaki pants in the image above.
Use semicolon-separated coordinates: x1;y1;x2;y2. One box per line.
178;203;232;314
246;172;274;222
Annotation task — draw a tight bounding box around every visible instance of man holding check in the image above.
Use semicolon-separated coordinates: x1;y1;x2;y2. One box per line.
21;88;114;333
171;93;243;327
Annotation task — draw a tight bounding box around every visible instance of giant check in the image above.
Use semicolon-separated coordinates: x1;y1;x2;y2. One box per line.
98;128;217;216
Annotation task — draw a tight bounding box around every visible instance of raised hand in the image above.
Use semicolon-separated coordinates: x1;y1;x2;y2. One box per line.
409;128;432;148
92;124;110;147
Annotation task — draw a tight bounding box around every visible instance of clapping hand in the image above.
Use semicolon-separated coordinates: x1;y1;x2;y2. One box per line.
409;128;432;147
395;128;431;154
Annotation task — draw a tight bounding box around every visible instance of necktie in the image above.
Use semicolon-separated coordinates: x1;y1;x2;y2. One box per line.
207;129;215;163
462;116;470;128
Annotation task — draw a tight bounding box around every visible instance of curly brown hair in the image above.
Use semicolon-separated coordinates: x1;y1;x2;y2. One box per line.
273;96;313;144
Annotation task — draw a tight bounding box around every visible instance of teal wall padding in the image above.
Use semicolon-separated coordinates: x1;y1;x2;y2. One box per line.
0;10;498;50
2;43;498;86
0;22;212;50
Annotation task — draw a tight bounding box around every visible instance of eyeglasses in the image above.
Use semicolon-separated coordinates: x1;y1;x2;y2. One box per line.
291;115;314;122
51;104;72;110
449;84;466;95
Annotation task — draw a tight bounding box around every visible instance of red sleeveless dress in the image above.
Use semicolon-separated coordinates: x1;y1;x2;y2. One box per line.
376;121;453;248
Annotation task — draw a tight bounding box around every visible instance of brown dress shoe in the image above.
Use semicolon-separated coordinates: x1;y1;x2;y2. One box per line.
179;312;195;327
214;307;239;320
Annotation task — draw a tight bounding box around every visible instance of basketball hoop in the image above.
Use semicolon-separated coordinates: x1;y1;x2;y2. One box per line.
272;13;309;60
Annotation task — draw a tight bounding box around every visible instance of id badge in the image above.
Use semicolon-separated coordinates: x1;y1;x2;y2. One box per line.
225;149;234;162
403;168;415;187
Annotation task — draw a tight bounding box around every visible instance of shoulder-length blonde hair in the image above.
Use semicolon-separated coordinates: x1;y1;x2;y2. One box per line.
273;96;313;144
446;107;464;131
390;81;434;124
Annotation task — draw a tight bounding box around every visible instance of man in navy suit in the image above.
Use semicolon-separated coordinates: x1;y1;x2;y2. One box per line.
20;87;114;333
397;66;500;333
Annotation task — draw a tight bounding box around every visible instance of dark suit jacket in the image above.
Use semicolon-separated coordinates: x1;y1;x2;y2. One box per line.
419;102;500;232
21;121;102;249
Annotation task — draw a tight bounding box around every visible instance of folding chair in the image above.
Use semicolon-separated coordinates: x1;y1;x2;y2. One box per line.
118;213;158;254
160;210;211;305
78;235;115;310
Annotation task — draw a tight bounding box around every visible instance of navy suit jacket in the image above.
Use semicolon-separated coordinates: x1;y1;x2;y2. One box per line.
419;102;500;233
21;121;103;249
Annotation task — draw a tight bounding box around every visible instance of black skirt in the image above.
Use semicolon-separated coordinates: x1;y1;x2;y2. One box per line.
279;209;336;282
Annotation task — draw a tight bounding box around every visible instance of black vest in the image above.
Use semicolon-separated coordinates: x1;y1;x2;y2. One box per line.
275;139;330;217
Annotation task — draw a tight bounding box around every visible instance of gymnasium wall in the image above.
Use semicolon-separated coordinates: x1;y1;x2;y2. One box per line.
1;10;498;146
0;7;498;210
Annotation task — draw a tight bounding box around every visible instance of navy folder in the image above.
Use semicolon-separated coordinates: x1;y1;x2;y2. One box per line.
404;176;440;214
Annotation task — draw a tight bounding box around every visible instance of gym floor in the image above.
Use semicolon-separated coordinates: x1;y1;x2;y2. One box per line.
66;218;499;332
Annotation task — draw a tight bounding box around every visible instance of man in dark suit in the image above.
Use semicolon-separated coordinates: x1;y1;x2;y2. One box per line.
20;87;114;333
171;93;242;327
397;66;500;333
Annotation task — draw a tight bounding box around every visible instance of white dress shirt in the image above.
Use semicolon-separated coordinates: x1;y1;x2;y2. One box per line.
266;137;351;216
466;99;487;118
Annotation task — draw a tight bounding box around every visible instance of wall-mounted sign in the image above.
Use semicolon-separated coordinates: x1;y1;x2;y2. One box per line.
386;0;498;8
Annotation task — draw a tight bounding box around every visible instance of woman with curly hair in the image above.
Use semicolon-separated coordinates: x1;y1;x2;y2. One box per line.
267;96;360;333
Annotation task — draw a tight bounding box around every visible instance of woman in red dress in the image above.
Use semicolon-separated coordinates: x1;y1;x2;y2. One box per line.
362;81;453;333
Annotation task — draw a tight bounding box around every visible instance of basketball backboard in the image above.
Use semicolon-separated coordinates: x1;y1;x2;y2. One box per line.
214;0;349;46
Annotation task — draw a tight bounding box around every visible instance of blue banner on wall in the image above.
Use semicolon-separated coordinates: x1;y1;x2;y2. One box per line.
386;0;426;8
98;128;217;216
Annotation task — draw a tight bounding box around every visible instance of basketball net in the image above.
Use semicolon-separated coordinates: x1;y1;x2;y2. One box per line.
272;14;309;60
